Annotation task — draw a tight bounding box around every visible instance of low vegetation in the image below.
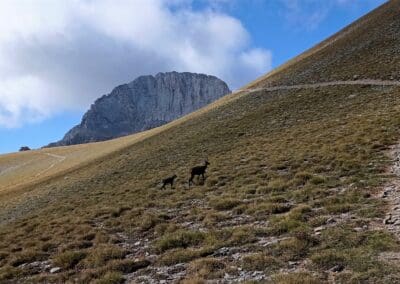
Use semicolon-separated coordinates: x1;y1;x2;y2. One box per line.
1;84;400;282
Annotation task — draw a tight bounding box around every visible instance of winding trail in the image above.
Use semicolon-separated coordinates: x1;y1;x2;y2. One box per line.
381;145;400;237
236;79;400;94
35;153;66;177
376;145;400;265
0;160;34;177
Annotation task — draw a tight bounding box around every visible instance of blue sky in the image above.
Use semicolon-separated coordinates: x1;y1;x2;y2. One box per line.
0;0;386;154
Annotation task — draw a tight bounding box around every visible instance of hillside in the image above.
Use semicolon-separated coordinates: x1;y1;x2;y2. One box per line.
49;72;230;147
1;1;400;283
247;0;400;89
0;129;173;196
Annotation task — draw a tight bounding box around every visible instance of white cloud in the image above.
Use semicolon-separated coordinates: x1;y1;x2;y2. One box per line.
240;49;273;75
0;0;272;128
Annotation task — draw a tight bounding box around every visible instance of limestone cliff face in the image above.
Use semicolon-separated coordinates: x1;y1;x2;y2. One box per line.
49;72;230;146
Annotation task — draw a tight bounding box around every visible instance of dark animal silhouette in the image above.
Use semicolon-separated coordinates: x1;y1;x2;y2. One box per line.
161;174;177;189
189;160;210;186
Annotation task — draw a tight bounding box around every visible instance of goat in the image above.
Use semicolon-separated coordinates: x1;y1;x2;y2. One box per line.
189;160;210;187
161;174;177;189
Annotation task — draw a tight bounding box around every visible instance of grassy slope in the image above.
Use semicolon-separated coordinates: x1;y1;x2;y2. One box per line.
2;1;400;283
246;0;400;89
1;84;400;282
0;128;174;193
0;87;253;225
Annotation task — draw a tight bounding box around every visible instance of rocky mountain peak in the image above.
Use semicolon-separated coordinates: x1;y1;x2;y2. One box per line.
48;72;230;147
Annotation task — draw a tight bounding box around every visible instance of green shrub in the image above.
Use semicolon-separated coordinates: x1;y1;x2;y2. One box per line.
106;259;150;273
210;198;241;211
189;258;225;279
159;246;215;266
272;272;320;284
9;249;46;267
311;250;347;270
241;253;281;271
267;178;288;192
84;246;126;268
94;271;124;284
155;230;206;253
53;250;86;269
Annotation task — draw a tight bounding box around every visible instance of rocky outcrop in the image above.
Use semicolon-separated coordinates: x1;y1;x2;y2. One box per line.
49;72;230;146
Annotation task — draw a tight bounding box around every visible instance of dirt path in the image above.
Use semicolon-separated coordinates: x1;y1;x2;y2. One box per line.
236;79;400;94
381;145;400;237
0;160;34;177
374;144;400;266
35;153;66;177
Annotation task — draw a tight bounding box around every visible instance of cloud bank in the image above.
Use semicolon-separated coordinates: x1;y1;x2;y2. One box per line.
0;0;272;128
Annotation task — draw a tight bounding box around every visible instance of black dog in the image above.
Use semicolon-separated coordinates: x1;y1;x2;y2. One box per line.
161;174;177;189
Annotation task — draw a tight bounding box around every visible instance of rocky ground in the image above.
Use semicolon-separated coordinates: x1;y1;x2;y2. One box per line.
382;145;400;236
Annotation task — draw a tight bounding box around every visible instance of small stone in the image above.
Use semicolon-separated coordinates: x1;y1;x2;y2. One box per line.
314;226;324;232
385;216;394;225
232;253;241;260
160;280;167;284
330;264;345;273
326;218;336;224
353;227;363;232
134;241;141;246
50;267;61;274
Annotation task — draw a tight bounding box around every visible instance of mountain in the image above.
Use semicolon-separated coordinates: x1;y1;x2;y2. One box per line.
2;1;400;283
49;72;230;146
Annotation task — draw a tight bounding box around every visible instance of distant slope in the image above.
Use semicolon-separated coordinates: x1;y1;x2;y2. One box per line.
0;132;149;193
49;72;230;147
2;2;400;283
247;0;400;88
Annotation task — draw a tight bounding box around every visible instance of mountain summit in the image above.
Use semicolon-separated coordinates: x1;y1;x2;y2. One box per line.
49;72;230;146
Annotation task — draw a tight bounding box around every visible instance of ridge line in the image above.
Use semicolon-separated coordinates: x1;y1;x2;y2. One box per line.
235;79;400;94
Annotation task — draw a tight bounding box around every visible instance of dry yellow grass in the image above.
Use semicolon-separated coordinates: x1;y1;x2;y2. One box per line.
0;84;250;196
2;84;400;282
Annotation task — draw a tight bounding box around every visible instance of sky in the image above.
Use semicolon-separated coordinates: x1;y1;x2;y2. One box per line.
0;0;386;154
